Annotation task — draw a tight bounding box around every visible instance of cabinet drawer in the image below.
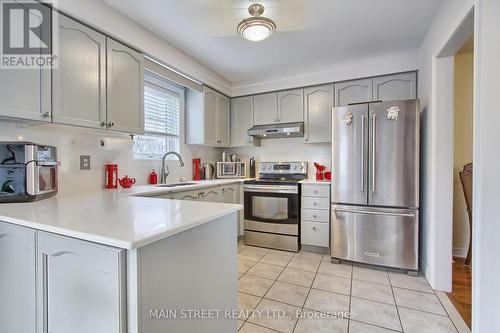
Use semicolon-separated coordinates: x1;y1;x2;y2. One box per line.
301;209;329;223
302;196;330;210
302;184;330;198
301;221;329;247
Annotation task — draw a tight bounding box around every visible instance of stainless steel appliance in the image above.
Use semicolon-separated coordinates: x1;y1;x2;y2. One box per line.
0;142;60;202
216;162;245;179
331;100;420;271
244;161;307;252
248;122;304;139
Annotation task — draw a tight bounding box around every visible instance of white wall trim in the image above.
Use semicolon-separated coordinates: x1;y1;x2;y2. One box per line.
452;247;467;258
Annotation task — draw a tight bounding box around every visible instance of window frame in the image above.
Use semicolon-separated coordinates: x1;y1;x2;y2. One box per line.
133;70;185;160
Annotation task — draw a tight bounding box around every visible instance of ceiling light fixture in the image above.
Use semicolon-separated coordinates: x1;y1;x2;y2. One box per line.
237;4;276;42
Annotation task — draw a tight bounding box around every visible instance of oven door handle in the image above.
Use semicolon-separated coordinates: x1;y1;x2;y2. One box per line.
244;185;298;194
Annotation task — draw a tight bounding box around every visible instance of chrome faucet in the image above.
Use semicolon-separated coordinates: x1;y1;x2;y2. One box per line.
160;151;185;183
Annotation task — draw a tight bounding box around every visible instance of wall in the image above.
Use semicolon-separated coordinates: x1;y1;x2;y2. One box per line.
416;0;475;291
473;0;500;331
231;139;331;180
0;122;221;196
452;52;473;258
56;0;232;95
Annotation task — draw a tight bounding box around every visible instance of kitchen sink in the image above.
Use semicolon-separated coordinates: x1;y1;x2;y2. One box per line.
156;182;197;188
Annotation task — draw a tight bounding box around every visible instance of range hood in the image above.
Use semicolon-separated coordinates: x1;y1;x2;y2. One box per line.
247;122;304;139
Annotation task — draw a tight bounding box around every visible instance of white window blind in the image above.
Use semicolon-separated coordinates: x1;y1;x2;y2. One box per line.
133;72;183;160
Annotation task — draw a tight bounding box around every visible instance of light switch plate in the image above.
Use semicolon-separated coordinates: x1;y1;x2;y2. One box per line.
80;155;91;170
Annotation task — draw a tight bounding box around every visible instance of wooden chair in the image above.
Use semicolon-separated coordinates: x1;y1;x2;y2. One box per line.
459;163;473;265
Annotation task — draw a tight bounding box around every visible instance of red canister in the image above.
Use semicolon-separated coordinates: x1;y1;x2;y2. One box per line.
149;169;158;185
105;164;118;189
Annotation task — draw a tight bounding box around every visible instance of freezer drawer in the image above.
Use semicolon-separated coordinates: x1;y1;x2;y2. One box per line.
331;205;418;270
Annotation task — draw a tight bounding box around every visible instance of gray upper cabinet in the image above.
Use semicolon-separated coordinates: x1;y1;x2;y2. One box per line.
231;96;259;147
373;72;417;101
217;95;230;146
0;64;51;123
106;38;144;134
37;232;126;333
0;222;36;333
253;92;278;125
278;89;304;123
186;86;230;147
334;78;373;107
304;84;334;143
53;14;106;129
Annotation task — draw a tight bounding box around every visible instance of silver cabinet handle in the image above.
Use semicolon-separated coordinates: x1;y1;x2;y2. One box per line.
201;190;218;197
182;195;198;200
108;122;115;127
371;114;376;192
100;121;107;127
0;233;7;239
313;215;317;219
42;112;52;118
313;190;318;194
42;253;49;333
312;227;317;231
313;202;317;206
361;115;365;192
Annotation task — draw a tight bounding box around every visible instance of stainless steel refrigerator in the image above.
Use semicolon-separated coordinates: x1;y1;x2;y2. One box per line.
331;100;419;271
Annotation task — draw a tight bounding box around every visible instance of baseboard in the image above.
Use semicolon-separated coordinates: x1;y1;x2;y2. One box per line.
453;247;467;258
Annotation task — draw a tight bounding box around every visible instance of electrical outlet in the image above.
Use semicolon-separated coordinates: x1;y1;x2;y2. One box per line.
80;155;91;170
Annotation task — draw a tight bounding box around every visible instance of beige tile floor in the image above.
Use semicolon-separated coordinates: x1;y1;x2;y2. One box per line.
237;243;460;333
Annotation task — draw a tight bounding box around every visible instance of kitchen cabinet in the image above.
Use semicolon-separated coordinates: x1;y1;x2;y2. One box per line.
253;92;278;125
221;184;238;204
0;222;36;333
301;184;330;249
334;78;373;107
37;232;126;333
373;72;417;101
278;89;304;123
231;96;260;147
52;13;106;129
304;84;334;143
173;190;200;201
0;66;51;123
198;188;221;202
106;38;144;134
186;86;230;147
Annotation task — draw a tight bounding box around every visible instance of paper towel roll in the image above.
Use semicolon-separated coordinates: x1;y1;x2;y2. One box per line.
99;137;133;150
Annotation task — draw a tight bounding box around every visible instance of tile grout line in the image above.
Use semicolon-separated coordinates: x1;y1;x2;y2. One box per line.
388;273;405;333
347;262;353;332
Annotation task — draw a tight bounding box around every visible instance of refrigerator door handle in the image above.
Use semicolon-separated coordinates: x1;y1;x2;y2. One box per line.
361;115;365;192
333;208;417;218
371;114;376;192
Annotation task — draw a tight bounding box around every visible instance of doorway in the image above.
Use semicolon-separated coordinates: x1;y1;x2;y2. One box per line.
448;36;474;329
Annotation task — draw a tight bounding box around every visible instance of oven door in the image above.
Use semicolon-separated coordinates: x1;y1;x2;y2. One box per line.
26;161;58;196
244;184;299;235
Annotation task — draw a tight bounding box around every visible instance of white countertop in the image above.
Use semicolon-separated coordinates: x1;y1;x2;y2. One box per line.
0;179;245;250
300;179;331;185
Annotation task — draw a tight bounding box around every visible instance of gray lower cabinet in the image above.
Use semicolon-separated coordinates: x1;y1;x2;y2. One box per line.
278;89;304;123
0;222;37;333
37;232;126;333
253;92;278;125
334;78;373;107
198;188;220;202
52;13;107;129
221;184;238;204
304;84;334;143
301;184;330;249
173;189;200;201
106;38;144;134
373;72;417;101
0;65;51;122
231;96;259;147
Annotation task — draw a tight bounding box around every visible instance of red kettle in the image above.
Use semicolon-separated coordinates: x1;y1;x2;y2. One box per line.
118;175;136;189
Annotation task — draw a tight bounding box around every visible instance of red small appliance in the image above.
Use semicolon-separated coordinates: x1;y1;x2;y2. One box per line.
105;164;118;189
149;169;158;185
314;162;326;181
119;175;136;189
192;158;201;181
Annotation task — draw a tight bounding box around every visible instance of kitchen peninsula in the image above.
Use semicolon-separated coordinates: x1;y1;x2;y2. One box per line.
0;189;241;333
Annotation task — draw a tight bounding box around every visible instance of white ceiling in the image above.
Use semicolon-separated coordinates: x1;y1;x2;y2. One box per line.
102;0;443;85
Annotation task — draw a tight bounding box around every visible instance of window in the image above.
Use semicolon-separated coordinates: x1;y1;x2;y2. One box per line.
133;71;184;160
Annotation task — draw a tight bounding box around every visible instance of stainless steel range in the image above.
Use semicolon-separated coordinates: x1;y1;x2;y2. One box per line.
243;161;308;252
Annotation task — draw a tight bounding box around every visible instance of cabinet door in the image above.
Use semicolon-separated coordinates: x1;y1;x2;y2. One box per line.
217;95;230;146
53;14;106;128
106;38;144;134
221;185;238;204
198;189;220;202
231;96;257;147
173;190;199;201
278;89;304;123
0;222;36;333
373;72;417;102
334;78;373;106
203;87;218;145
304;84;334;143
37;232;125;333
253;93;278;125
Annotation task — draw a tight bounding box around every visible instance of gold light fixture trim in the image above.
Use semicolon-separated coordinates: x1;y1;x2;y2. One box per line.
237;4;276;42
